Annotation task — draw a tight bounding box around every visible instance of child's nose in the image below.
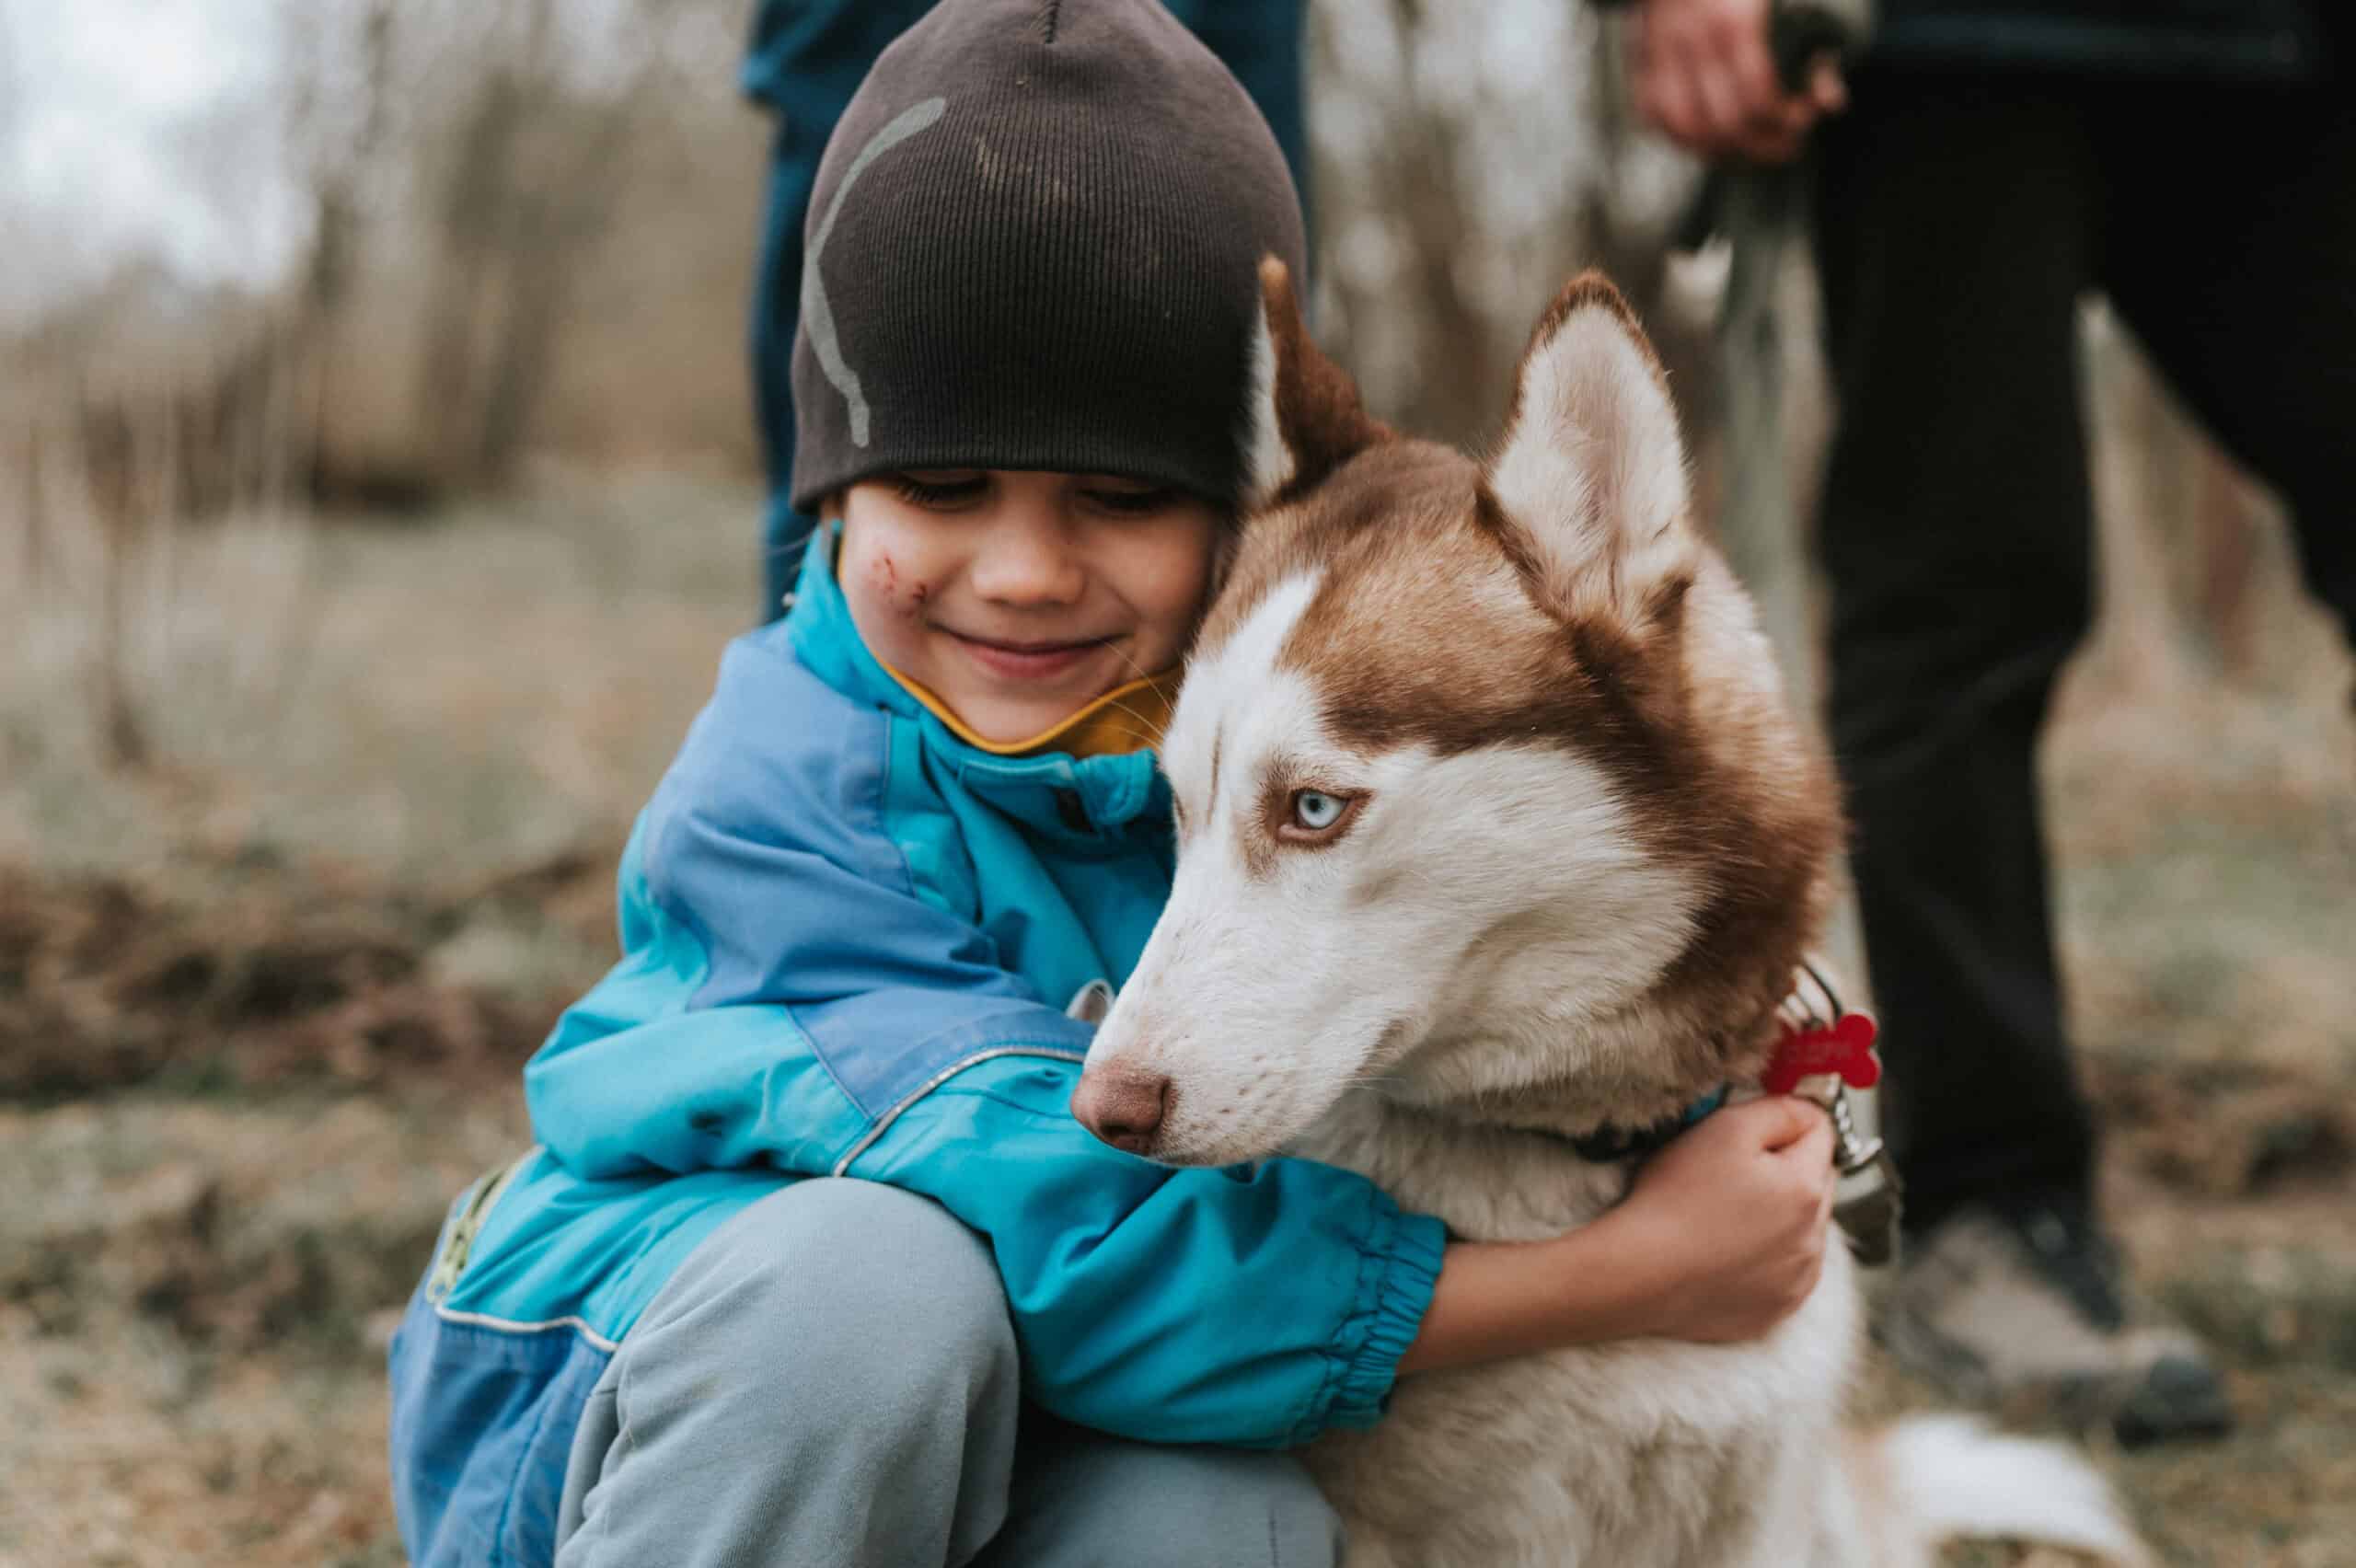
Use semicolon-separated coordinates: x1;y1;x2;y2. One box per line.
970;520;1086;605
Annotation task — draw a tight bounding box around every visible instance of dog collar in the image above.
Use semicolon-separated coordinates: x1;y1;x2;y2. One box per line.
1566;962;1885;1165
1565;1084;1729;1163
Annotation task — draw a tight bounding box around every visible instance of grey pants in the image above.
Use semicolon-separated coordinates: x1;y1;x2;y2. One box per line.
552;1178;1345;1568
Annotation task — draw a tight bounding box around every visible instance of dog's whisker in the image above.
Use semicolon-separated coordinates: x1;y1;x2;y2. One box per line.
1092;635;1153;684
1093;695;1163;739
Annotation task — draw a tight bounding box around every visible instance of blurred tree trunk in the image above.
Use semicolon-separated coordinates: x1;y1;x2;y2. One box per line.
416;64;527;488
1307;0;1707;449
472;57;647;488
1375;0;1495;447
298;0;395;497
410;0;661;492
18;422;48;591
76;401;152;771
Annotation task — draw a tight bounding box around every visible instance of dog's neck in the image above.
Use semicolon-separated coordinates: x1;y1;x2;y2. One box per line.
1291;1088;1643;1243
1291;992;1787;1245
1391;963;1793;1145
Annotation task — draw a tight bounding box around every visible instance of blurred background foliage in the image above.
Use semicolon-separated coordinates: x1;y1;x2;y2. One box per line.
0;1;2350;1563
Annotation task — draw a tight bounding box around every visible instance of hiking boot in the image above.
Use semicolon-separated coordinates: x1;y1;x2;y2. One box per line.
1876;1198;2234;1448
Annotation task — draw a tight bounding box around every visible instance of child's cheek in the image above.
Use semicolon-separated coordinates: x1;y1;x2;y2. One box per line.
864;550;932;617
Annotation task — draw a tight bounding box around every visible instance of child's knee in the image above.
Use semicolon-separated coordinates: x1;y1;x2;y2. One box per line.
646;1177;1017;1414
553;1181;1024;1567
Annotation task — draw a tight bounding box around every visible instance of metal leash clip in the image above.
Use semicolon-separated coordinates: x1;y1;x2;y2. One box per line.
1826;1080;1904;1267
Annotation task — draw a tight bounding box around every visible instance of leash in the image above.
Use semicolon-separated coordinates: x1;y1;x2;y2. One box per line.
1707;3;1900;1265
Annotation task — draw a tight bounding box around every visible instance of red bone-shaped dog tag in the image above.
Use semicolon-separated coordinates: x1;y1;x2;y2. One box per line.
1761;1011;1881;1096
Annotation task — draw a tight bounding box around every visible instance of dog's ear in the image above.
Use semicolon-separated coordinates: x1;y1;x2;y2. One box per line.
1481;272;1697;630
1242;257;1389;510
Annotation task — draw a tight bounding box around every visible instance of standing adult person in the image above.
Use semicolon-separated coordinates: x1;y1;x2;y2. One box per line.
1622;0;2350;1445
744;0;1312;618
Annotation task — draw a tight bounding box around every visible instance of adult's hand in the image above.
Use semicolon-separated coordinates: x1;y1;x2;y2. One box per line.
1628;0;1847;164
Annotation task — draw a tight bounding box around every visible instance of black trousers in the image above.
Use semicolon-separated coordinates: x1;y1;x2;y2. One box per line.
1808;74;2356;1232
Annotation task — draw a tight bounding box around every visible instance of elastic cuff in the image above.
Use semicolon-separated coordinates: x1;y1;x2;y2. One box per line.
1308;1201;1447;1439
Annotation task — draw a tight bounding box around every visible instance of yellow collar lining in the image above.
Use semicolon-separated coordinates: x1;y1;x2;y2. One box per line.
880;660;1181;758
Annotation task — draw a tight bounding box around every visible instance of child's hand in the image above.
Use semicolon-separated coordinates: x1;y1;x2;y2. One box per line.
1397;1095;1840;1375
1613;1095;1839;1343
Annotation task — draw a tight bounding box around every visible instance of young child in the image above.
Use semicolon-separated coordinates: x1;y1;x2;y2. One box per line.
387;4;1839;1565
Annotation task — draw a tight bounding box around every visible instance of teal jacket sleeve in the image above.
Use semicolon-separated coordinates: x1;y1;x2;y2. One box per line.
524;643;1445;1447
848;1056;1446;1447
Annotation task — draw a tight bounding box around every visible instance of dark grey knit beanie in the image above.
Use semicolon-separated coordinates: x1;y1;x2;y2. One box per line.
788;0;1308;513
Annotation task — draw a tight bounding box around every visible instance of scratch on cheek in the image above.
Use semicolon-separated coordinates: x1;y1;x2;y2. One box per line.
869;552;930;617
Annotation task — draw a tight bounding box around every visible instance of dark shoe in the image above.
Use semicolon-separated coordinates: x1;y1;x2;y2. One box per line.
1877;1198;2235;1448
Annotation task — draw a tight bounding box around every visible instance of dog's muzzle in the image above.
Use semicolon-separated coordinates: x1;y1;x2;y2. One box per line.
1072;1062;1172;1156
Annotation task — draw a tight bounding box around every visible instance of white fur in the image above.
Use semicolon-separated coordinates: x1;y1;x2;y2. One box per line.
1881;1417;2153;1566
1241;309;1296;508
1487;305;1697;626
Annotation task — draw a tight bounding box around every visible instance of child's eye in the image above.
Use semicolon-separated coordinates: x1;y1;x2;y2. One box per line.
1082;482;1180;516
894;471;987;509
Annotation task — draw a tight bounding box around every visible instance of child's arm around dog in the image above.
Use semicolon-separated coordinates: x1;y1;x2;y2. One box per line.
1403;1097;1837;1372
524;617;1838;1446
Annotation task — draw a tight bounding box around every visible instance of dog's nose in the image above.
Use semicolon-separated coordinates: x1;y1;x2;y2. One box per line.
1072;1063;1170;1154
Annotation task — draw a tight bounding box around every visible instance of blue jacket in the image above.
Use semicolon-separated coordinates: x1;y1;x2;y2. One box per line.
387;525;1447;1567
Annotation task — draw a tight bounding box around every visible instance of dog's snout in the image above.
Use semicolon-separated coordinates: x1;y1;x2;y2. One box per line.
1072;1062;1170;1155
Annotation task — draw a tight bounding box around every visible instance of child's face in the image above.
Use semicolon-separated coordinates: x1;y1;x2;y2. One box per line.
838;470;1222;744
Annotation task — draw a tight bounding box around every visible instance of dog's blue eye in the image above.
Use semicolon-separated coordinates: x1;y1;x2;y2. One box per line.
1292;790;1345;830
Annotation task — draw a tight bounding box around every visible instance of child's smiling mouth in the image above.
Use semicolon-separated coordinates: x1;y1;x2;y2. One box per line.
941;627;1121;682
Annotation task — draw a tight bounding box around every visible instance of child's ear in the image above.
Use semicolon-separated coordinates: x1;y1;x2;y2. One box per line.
1242;258;1389;511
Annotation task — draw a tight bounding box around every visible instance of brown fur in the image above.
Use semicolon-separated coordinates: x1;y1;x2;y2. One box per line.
1253;258;1395;509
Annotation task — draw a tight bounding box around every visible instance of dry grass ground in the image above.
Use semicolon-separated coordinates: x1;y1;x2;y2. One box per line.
1;475;2350;1566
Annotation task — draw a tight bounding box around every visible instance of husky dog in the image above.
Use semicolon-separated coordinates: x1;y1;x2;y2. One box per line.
1072;262;2147;1568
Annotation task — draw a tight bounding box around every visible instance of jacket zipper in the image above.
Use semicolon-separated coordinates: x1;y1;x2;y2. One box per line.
424;1151;533;1303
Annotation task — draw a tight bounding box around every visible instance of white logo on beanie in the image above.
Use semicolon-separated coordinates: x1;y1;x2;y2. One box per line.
802;96;949;448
